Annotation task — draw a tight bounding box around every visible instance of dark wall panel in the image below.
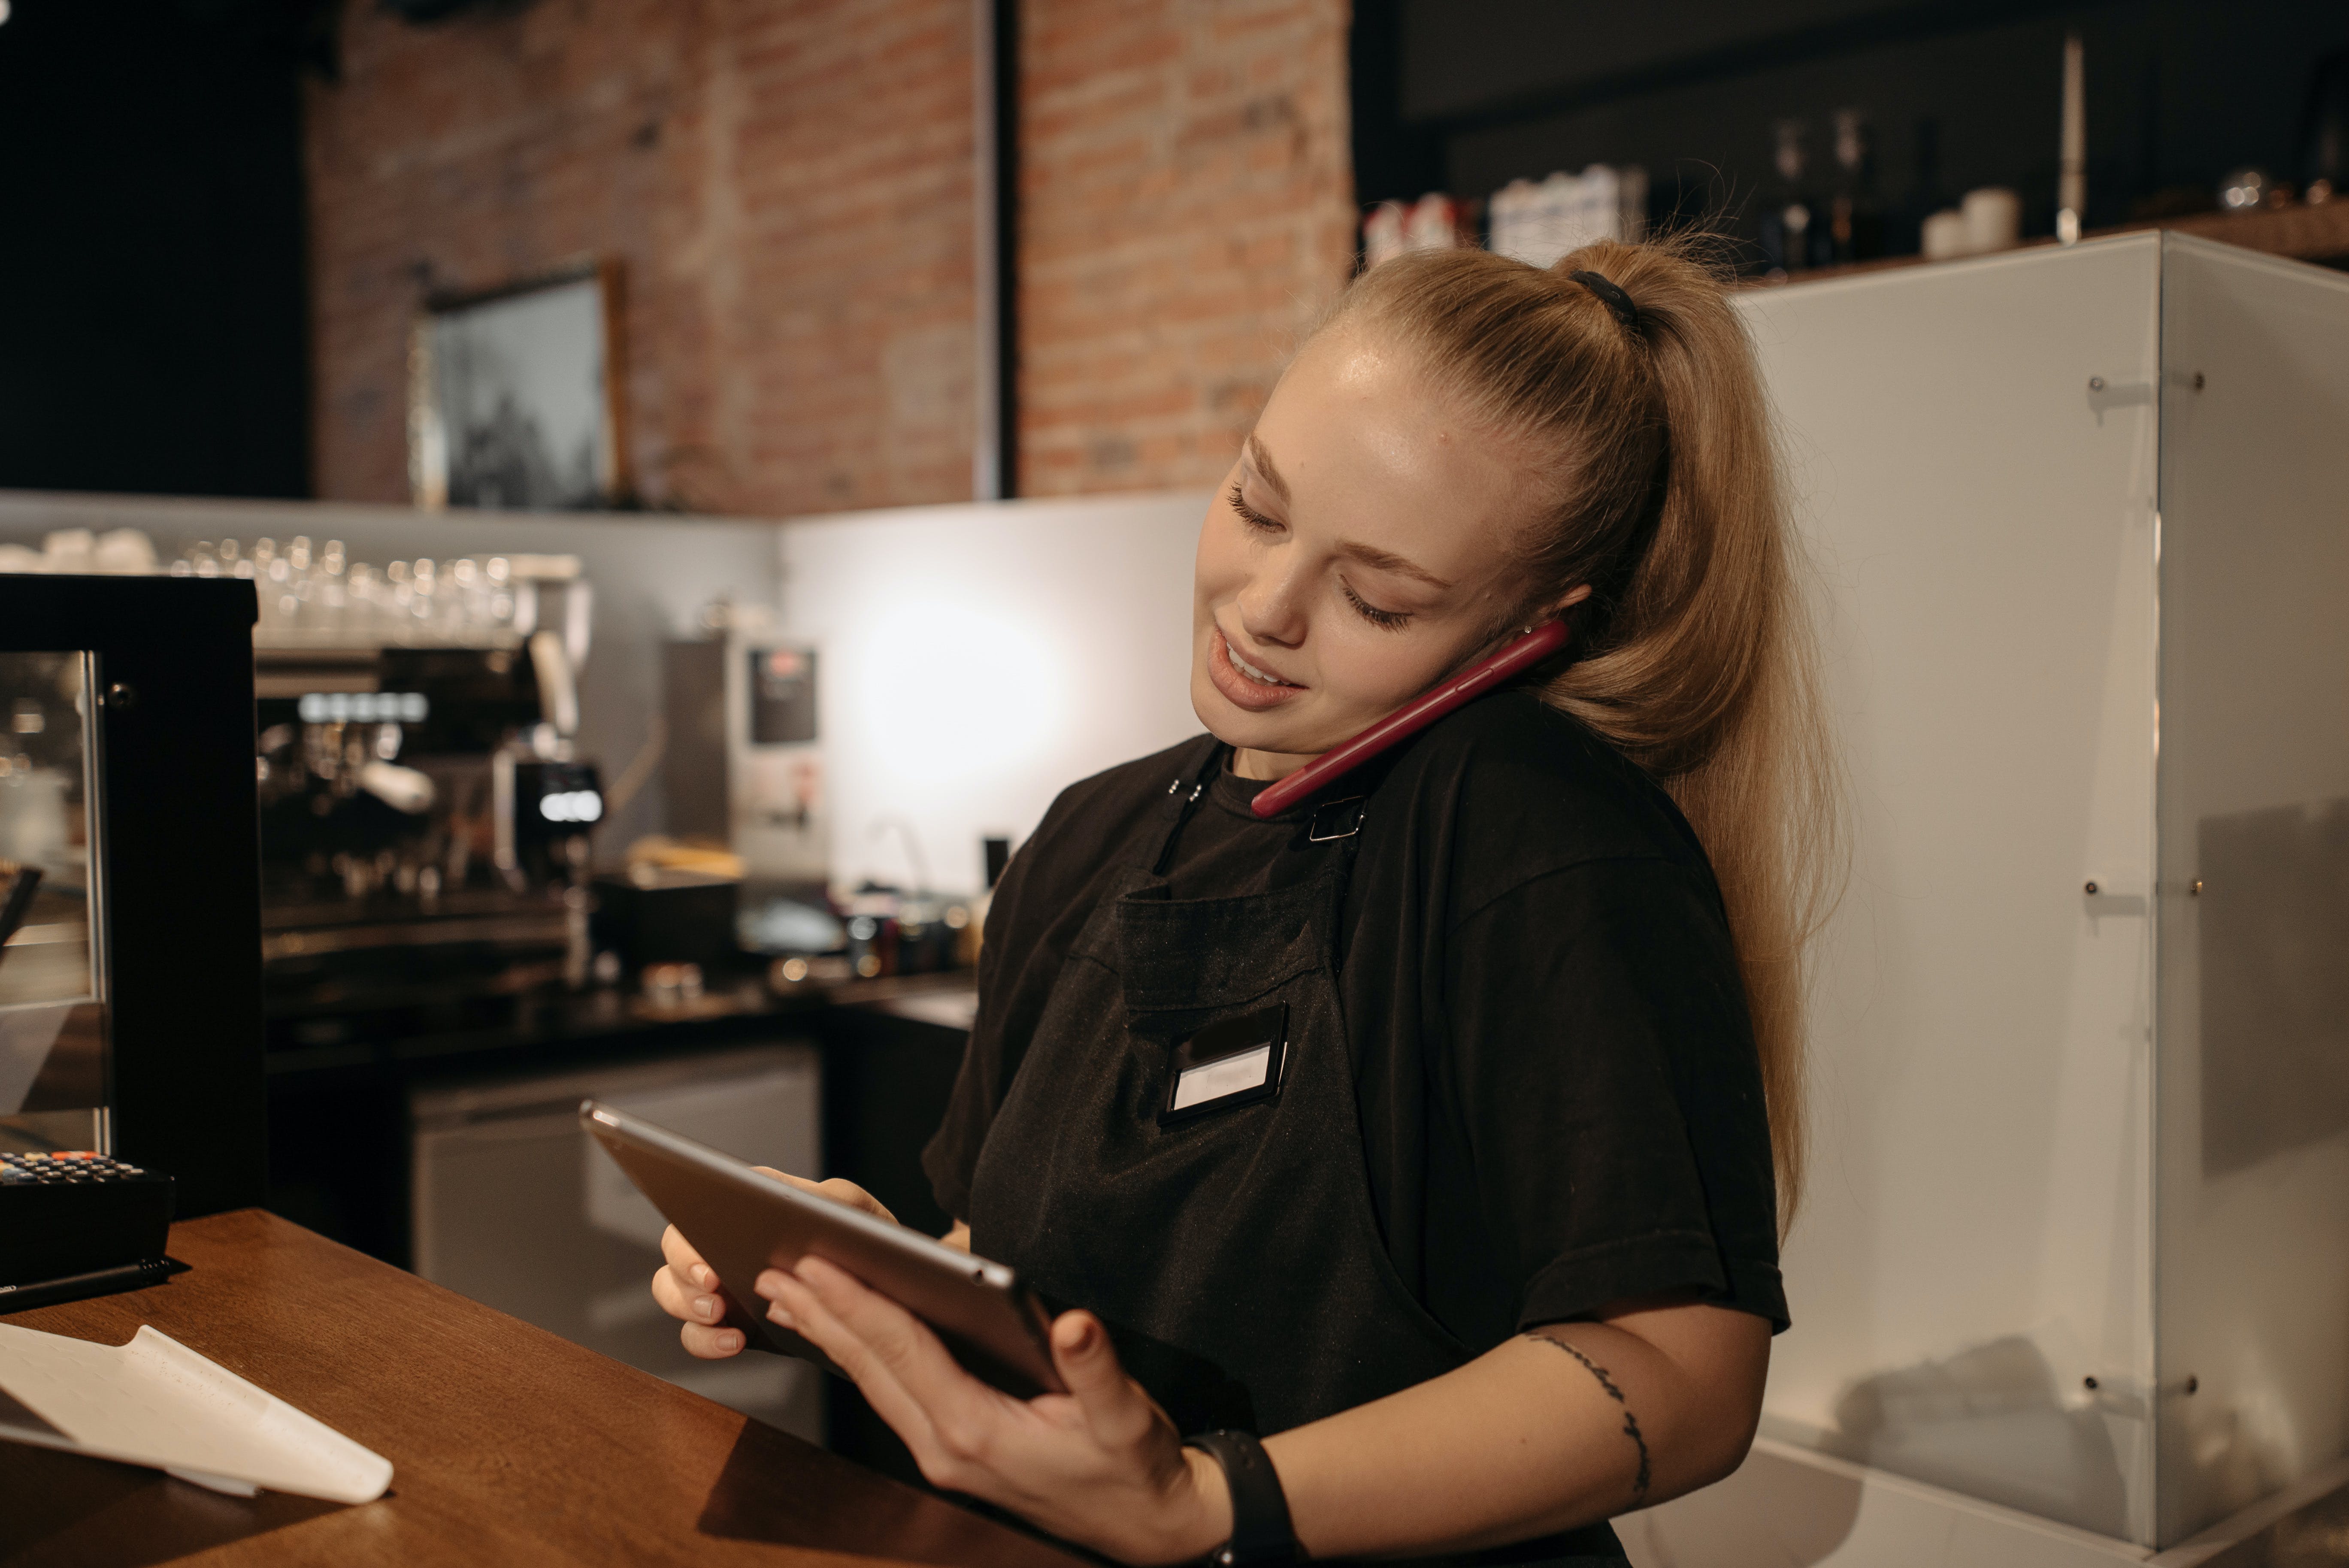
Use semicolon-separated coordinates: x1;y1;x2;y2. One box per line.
0;0;311;499
1401;0;1946;122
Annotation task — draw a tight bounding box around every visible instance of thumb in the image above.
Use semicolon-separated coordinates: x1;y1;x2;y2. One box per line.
1050;1311;1147;1434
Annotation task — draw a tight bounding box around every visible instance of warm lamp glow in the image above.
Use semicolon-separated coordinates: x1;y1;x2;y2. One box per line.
849;599;1064;784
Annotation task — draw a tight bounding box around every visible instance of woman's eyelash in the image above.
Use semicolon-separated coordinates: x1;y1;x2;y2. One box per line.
1227;482;1279;532
1343;582;1411;630
1228;480;1411;630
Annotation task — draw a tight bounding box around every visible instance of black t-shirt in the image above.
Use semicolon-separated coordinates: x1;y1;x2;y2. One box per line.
922;690;1788;1350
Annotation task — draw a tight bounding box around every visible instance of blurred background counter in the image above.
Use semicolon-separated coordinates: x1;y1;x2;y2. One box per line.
0;485;1206;1470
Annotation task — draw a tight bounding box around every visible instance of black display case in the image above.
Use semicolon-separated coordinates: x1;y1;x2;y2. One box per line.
0;575;263;1218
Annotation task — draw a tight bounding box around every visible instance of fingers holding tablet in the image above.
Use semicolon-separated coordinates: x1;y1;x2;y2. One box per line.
654;1223;747;1358
660;1221;717;1291
590;1100;1060;1398
649;1174;897;1359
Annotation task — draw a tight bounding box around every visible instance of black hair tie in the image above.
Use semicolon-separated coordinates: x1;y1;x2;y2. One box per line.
1569;269;1641;334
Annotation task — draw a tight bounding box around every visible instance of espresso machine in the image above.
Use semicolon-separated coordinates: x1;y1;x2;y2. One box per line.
244;546;605;1052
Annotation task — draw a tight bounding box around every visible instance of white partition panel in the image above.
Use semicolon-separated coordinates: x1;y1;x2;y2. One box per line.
2154;239;2349;1544
1735;237;2166;1544
775;491;1211;894
1680;233;2349;1556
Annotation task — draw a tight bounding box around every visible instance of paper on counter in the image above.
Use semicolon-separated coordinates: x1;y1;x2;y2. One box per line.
0;1322;392;1503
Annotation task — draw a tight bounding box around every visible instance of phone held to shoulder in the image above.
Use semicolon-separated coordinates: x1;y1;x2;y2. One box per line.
1248;619;1570;820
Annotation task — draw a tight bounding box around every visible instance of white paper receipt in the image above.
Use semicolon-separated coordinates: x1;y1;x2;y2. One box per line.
1169;1044;1274;1113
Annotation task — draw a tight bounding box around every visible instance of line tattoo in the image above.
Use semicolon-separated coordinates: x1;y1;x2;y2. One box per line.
1529;1334;1653;1504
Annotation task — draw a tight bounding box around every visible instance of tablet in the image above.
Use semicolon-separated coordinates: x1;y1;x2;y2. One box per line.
579;1100;1066;1398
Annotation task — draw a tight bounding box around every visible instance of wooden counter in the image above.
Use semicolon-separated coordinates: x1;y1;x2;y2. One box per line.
0;1210;1088;1568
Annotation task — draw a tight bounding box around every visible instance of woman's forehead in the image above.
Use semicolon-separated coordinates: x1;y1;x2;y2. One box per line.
1253;331;1539;565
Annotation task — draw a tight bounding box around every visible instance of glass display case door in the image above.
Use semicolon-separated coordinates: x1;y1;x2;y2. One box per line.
0;649;109;1155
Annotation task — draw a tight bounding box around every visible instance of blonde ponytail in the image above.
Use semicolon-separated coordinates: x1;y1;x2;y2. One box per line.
1322;237;1842;1232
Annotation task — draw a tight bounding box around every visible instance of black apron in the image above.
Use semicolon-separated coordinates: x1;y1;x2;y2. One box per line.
967;737;1627;1565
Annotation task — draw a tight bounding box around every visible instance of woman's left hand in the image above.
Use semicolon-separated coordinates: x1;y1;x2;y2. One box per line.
755;1258;1232;1564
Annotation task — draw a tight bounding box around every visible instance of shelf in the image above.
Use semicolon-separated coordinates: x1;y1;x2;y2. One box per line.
1759;198;2349;291
2106;197;2349;263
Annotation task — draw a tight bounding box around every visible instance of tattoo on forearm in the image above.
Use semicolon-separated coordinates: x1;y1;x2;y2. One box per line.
1528;1335;1653;1504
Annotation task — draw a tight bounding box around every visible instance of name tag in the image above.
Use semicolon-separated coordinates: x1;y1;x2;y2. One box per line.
1171;1045;1272;1112
1158;1004;1288;1126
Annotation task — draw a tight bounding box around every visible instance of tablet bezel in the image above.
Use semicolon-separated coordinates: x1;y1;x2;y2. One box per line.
580;1099;1066;1398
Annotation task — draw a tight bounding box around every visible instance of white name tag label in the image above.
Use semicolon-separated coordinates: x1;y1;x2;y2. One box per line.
1158;1003;1288;1127
1169;1044;1273;1112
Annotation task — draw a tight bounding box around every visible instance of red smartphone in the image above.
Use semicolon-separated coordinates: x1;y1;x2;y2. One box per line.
1249;619;1570;819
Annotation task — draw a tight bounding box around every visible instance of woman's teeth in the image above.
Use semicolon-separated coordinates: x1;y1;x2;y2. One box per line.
1228;644;1291;686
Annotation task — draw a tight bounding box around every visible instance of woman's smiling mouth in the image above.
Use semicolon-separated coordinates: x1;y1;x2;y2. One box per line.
1208;626;1305;710
1228;642;1292;686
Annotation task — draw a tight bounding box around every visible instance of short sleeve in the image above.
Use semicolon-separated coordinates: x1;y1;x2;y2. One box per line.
1441;858;1788;1332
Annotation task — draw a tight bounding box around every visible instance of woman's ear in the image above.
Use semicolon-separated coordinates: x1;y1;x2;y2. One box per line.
1505;584;1593;638
1546;584;1595;620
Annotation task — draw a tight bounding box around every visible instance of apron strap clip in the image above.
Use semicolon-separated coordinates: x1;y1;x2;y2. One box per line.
1306;797;1365;842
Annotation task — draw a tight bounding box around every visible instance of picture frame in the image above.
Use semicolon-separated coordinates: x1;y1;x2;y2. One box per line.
408;260;630;511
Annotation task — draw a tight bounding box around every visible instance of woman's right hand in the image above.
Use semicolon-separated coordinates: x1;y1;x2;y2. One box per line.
650;1168;903;1359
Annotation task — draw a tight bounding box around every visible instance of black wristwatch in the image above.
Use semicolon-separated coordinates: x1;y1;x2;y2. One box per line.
1186;1429;1300;1566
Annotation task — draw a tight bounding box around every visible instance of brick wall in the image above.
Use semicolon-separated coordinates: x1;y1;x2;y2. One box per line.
304;0;1353;513
1018;0;1357;495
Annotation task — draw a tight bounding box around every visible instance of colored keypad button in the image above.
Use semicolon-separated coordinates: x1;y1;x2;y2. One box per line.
1;1151;152;1179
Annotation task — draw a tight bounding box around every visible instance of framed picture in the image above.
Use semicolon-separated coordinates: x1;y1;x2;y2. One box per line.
409;261;629;510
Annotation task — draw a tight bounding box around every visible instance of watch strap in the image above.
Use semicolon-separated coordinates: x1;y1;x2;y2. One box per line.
1187;1429;1299;1566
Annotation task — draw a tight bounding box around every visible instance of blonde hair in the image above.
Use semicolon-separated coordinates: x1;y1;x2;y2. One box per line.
1320;237;1841;1231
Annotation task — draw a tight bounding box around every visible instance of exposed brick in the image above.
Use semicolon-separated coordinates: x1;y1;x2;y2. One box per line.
1019;0;1353;487
305;0;1350;512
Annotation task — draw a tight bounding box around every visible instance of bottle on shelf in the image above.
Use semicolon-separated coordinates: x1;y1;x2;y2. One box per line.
2056;31;2086;243
1758;119;1819;275
1492;166;1649;269
1402;191;1469;251
1362;192;1471;270
1584;164;1649;248
1829;108;1886;264
1489;178;1538;265
1362;201;1408;269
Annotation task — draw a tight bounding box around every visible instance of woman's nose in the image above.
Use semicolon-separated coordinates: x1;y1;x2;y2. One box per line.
1237;557;1309;648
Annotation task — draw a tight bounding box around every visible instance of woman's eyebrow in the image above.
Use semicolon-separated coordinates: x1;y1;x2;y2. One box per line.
1245;434;1292;502
1339;540;1451;591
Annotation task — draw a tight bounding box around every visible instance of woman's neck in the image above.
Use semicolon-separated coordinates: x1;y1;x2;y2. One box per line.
1229;746;1319;781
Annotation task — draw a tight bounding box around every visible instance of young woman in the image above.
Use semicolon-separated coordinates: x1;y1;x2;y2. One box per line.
653;237;1836;1566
